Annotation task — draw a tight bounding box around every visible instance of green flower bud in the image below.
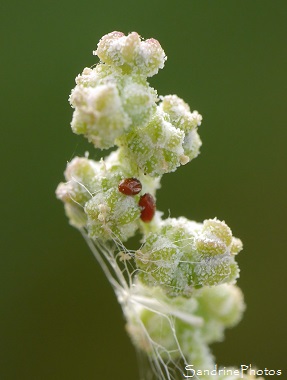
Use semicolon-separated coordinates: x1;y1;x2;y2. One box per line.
125;282;214;369
200;284;245;327
136;217;195;296
70;83;131;149
136;217;242;296
120;77;158;127
183;128;202;161
121;109;187;176
160;95;202;133
63;203;87;228
230;237;243;255
85;186;140;242
195;219;232;256
75;64;116;88
201;219;233;247
159;95;202;161
56;157;101;227
95;31;166;77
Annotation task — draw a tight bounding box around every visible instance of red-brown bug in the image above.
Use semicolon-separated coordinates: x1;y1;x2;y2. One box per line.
118;178;142;196
139;193;156;222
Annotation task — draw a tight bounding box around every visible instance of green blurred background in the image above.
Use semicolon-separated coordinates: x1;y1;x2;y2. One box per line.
1;0;286;378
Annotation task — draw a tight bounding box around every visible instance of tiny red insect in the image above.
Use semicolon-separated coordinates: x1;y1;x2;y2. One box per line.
139;193;156;222
118;177;142;196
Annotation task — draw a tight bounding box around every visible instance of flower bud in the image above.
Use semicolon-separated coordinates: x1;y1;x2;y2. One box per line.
125;282;244;370
136;217;242;296
56;157;100;227
160;95;202;133
95;31;166;77
70;83;131;148
120;78;157;127
121;109;186;176
85;187;140;242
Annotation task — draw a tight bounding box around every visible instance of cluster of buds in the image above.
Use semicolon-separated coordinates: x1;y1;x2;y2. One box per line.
125;282;245;369
68;31;202;176
56;31;253;380
56;150;160;241
57;31;203;240
136;218;242;297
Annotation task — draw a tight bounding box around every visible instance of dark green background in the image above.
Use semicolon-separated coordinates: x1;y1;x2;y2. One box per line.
1;1;286;379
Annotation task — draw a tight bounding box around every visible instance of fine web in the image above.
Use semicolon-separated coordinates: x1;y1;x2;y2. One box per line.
65;174;204;380
80;227;203;380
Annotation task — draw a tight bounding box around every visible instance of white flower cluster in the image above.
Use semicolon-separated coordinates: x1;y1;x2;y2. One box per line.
69;31;202;176
56;150;160;241
136;218;242;297
56;31;255;380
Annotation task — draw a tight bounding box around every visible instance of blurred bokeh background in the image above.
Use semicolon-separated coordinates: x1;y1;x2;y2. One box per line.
1;0;286;378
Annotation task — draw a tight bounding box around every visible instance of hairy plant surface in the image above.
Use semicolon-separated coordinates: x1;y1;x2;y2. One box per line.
56;31;264;380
